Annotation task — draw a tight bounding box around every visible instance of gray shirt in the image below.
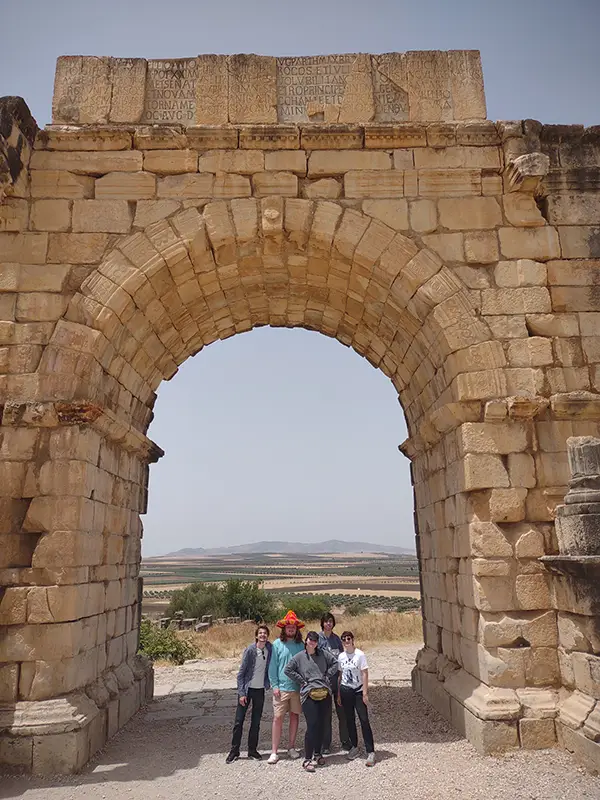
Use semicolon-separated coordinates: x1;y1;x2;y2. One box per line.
283;648;338;703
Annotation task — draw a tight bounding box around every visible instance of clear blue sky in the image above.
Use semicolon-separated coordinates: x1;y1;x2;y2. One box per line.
2;1;598;555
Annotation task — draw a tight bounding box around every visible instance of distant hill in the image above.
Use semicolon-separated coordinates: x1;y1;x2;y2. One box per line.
158;539;415;557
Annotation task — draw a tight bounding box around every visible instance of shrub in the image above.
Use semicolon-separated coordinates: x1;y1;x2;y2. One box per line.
167;579;275;622
222;580;275;621
275;594;331;622
138;619;197;664
345;601;368;617
396;597;421;613
167;582;226;619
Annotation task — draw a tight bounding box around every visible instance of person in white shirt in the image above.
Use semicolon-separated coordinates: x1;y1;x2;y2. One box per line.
337;631;375;766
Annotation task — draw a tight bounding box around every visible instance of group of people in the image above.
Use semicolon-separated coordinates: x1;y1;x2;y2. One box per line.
226;610;375;772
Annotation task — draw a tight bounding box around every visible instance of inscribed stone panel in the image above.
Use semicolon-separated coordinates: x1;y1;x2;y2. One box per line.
406;51;453;122
142;59;198;125
195;55;229;124
52;56;112;125
110;59;147;123
229;55;277;124
338;53;375;123
448;51;486;120
276;55;356;123
372;53;409;122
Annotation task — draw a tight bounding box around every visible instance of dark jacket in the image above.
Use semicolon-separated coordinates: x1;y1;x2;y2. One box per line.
318;631;344;690
236;642;273;697
283;647;338;703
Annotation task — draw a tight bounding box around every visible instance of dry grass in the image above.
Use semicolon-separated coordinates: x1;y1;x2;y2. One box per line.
182;611;423;660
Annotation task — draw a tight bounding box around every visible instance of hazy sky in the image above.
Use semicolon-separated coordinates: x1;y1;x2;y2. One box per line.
2;1;598;556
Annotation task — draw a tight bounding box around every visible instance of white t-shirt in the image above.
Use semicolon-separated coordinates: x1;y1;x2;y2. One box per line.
249;645;268;689
338;648;368;690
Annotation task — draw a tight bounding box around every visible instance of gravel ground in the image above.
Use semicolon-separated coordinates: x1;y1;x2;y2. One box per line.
2;644;599;800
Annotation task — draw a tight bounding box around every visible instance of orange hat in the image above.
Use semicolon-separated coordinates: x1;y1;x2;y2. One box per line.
276;610;305;629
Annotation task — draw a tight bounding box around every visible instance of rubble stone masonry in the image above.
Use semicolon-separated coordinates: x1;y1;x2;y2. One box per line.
1;50;600;774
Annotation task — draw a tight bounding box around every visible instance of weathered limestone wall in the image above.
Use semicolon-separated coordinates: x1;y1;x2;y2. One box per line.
0;50;599;773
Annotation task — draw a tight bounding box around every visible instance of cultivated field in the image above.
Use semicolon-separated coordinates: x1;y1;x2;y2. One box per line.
178;611;424;659
141;552;421;617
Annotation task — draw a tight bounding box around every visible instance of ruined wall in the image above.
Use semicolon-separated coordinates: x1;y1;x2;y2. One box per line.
0;51;600;774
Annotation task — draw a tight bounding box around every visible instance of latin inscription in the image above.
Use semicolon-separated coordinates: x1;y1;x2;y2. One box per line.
373;69;409;122
143;59;198;124
276;55;355;122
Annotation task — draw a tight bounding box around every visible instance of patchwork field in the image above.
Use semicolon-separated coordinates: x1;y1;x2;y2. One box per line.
141;552;421;617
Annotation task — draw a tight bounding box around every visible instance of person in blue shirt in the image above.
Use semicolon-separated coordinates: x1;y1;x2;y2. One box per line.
266;610;305;764
226;624;273;763
318;612;351;753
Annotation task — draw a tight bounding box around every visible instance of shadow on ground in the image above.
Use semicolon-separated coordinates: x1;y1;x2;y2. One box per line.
1;684;462;794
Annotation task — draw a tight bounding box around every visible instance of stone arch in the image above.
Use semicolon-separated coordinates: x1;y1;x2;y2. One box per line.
42;198;496;440
2;194;572;771
4;82;600;768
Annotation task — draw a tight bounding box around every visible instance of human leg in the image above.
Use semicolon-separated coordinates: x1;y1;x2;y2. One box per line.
322;695;333;751
289;712;300;752
247;688;265;754
355;692;375;754
340;688;358;748
302;697;319;762
335;696;352;749
228;698;248;761
314;695;330;758
287;691;301;751
270;693;288;759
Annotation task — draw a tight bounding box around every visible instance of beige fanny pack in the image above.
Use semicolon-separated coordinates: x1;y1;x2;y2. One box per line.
309;687;329;701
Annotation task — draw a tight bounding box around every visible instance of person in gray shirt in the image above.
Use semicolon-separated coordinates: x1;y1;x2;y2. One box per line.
284;631;338;772
318;612;351;753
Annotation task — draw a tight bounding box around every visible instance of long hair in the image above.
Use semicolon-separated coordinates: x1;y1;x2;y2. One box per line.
280;626;303;643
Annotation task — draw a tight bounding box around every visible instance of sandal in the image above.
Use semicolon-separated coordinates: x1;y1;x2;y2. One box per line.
302;759;316;772
315;755;326;766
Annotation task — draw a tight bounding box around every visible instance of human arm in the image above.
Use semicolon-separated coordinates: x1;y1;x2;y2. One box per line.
361;668;369;704
325;650;338;684
359;651;369;703
264;643;272;690
284;653;305;687
268;643;280;697
236;647;250;699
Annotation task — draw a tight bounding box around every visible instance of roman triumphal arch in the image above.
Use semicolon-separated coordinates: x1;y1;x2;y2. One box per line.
1;51;600;773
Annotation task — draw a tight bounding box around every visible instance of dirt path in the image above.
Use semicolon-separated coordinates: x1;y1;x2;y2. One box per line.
2;644;599;800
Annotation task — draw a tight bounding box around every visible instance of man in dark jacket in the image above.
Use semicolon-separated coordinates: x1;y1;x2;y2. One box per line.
226;625;273;763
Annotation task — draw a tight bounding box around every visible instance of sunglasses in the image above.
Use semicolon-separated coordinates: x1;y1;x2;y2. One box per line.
341;637;353;642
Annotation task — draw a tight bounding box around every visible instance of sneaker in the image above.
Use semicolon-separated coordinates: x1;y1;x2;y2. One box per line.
346;746;359;760
267;753;279;765
341;742;352;753
288;748;301;760
302;759;316;772
247;751;262;760
365;752;376;767
322;748;331;755
225;752;239;764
